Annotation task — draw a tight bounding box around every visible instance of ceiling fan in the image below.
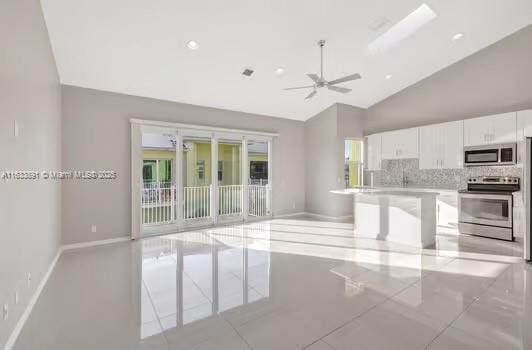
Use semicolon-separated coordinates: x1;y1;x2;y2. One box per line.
284;40;361;99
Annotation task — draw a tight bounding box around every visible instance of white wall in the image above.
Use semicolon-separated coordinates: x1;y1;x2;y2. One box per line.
305;103;365;218
61;85;306;244
0;0;62;347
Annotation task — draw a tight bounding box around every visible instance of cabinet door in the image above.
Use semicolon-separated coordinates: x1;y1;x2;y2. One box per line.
381;131;398;159
419;125;438;169
442;121;464;169
517;110;532;140
464;117;490;146
397;128;419;158
367;134;382;170
489;112;516;144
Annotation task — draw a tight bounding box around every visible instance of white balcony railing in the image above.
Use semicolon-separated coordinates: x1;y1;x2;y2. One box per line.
218;185;243;216
183;185;211;220
142;184;176;225
249;185;270;217
141;183;270;225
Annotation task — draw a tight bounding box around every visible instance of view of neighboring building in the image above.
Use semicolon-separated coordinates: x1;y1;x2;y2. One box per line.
141;133;270;224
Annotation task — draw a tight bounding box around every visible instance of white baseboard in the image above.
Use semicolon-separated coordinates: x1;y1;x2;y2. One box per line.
61;237;131;251
4;248;62;350
273;211;307;219
4;236;131;349
304;212;353;222
274;211;353;222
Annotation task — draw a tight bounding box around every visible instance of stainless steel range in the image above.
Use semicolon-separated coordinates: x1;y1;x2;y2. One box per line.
458;176;520;241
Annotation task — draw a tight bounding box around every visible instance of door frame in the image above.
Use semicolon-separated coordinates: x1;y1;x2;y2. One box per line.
131;119;277;239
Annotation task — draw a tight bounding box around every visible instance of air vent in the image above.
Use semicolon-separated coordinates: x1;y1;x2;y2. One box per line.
242;68;254;77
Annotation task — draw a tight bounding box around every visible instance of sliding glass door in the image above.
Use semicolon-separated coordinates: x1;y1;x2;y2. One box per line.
182;133;214;228
247;139;271;219
140;129;178;236
136;125;273;237
217;137;243;223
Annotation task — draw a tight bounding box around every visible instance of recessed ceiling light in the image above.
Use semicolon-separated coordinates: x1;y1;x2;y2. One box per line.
275;67;285;75
186;40;199;50
385;74;393;80
368;3;437;55
452;32;464;41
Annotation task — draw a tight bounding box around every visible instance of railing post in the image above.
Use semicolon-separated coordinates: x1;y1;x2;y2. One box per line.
170;185;175;222
242;137;249;221
211;135;218;225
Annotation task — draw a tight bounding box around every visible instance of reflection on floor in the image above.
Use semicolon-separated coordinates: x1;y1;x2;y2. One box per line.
14;217;532;350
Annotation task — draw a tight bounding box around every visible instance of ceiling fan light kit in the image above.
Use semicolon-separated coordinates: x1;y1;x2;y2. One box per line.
284;40;361;99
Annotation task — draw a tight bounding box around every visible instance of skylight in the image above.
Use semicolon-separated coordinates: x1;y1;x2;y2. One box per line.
368;3;437;55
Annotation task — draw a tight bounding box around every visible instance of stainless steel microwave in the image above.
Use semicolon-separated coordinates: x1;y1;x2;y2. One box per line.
464;143;516;167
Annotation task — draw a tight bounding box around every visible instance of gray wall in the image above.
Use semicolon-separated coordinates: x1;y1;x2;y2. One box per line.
0;0;62;347
305;103;365;218
364;24;532;134
61;86;306;244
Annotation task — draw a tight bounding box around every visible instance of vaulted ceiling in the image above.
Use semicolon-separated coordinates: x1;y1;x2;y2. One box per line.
41;0;532;120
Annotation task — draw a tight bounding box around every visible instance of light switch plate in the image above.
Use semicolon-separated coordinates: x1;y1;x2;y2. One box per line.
14;291;19;305
91;225;97;233
14;120;19;137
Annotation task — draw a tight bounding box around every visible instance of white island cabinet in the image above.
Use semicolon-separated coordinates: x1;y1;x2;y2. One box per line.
333;187;440;248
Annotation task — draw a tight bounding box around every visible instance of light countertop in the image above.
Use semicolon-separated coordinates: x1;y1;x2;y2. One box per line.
331;186;459;197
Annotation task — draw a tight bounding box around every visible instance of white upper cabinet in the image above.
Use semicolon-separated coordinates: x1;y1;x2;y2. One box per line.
381;127;419;160
419;121;463;169
366;134;382;171
463;112;517;146
517;109;532;140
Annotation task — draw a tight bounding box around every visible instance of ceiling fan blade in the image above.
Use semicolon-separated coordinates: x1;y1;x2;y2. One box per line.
305;90;317;99
306;73;320;83
284;85;314;90
327;85;351;93
328;73;361;85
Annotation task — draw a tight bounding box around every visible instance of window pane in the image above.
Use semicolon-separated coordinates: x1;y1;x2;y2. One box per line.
344;140;363;188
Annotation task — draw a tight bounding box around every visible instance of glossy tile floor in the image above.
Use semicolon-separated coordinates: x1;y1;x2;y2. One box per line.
15;218;532;350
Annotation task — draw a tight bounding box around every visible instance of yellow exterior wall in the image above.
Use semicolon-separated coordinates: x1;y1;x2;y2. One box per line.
143;143;269;186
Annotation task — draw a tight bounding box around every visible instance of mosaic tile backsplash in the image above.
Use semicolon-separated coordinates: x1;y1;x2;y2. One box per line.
364;159;523;190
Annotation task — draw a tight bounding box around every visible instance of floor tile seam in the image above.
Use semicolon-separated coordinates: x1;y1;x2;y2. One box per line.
183;270;215;303
422;262;509;350
221;314;256;350
207;231;458;260
307;274;421;349
141;280;173;350
220;304;281;332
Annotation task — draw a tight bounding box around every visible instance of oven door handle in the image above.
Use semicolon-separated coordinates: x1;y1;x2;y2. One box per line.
459;193;513;201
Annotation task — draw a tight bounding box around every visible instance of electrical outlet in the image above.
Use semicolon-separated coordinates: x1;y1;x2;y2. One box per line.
3;304;8;321
14;291;19;305
292;202;296;209
91;225;97;233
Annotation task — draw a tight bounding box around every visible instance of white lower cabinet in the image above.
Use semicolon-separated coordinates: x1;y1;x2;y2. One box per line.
419;121;463;169
437;193;459;229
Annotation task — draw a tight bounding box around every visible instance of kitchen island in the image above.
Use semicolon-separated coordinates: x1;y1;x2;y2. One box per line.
332;187;449;248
